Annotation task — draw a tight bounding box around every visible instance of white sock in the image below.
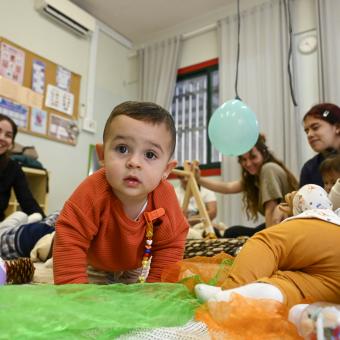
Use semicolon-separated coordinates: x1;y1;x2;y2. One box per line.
195;282;284;303
288;304;309;327
213;282;284;303
27;213;43;224
195;284;222;301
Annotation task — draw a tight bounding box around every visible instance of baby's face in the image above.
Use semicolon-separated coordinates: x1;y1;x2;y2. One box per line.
323;170;340;193
103;115;176;206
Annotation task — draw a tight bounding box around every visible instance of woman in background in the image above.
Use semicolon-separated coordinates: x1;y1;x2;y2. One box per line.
194;134;298;237
300;103;340;187
0;114;45;221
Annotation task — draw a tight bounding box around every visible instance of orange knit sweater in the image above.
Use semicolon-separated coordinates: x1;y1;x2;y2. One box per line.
53;168;188;284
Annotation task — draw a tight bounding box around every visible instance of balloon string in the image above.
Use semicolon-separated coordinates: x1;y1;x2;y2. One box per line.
285;0;298;106
234;0;241;100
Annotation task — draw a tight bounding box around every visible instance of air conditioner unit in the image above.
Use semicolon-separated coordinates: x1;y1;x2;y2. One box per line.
35;0;96;37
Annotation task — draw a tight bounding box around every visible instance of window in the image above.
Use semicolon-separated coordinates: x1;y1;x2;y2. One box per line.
171;59;221;168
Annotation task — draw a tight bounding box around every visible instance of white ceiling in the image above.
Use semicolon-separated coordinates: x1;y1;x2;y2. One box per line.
70;0;233;44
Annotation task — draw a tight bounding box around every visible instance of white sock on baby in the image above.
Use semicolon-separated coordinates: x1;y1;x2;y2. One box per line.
27;213;43;224
288;304;309;326
195;284;222;301
195;282;284;303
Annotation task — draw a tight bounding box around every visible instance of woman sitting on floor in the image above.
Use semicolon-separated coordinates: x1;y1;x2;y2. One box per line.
193;134;298;237
0;114;45;221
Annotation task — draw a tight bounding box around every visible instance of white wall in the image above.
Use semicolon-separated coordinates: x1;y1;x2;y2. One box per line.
0;0;136;213
180;30;218;69
293;0;319;167
93;32;138;144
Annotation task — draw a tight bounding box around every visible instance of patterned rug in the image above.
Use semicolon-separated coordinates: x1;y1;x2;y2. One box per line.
184;237;248;258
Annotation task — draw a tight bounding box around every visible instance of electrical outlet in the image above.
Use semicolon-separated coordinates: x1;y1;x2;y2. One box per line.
79;104;86;118
82;118;97;133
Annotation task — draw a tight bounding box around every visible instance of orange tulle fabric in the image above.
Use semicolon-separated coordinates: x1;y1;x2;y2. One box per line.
196;294;302;339
161;253;302;339
161;252;234;293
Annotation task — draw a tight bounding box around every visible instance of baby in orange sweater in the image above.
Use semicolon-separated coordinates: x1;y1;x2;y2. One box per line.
53;101;188;284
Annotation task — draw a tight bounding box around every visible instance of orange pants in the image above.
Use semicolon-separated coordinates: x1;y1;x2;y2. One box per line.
223;219;340;307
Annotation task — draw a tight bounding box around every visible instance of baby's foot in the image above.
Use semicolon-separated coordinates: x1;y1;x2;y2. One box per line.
27;213;43;224
195;284;222;302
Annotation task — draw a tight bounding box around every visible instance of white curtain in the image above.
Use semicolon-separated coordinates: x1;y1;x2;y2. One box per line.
218;0;300;227
138;36;182;110
317;0;340;104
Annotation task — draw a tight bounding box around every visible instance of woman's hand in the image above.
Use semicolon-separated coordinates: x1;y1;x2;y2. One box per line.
189;160;243;194
270;191;296;226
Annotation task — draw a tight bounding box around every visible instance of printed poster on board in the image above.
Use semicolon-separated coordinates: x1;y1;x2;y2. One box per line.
32;60;45;94
45;84;74;116
56;65;71;91
0;96;28;129
30;107;47;135
48;114;79;144
0;42;25;84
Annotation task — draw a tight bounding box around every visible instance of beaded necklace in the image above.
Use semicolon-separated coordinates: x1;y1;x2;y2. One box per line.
138;207;165;283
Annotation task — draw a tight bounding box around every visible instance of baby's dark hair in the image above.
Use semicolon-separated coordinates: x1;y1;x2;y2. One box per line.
303;103;340;125
0;113;17;142
320;154;340;176
103;101;176;156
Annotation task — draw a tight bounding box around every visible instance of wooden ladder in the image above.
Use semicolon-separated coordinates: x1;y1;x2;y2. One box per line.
172;161;216;238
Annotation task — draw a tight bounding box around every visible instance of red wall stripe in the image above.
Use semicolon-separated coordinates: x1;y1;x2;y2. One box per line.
177;58;218;75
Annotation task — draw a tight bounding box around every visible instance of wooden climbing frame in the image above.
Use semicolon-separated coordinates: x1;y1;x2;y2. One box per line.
172;161;216;238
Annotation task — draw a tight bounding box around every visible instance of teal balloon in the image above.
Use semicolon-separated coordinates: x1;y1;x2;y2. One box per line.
208;99;259;156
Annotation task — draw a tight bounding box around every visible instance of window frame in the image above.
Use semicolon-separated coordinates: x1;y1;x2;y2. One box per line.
174;58;221;171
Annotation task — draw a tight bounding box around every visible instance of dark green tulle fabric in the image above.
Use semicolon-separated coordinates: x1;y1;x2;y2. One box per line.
0;283;200;339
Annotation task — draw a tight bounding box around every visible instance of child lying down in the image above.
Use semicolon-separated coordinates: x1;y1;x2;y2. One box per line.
0;211;58;261
195;184;340;308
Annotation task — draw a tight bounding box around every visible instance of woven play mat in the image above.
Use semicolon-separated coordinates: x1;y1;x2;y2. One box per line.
184;236;249;259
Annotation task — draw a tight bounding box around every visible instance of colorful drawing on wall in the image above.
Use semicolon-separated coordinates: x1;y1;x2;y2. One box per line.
30;107;47;135
56;65;71;91
0;42;25;84
48;113;79;144
32;60;45;94
0;97;28;129
45;84;74;116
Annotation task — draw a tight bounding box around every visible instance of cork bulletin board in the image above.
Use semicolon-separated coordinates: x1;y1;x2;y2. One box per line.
0;37;81;145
